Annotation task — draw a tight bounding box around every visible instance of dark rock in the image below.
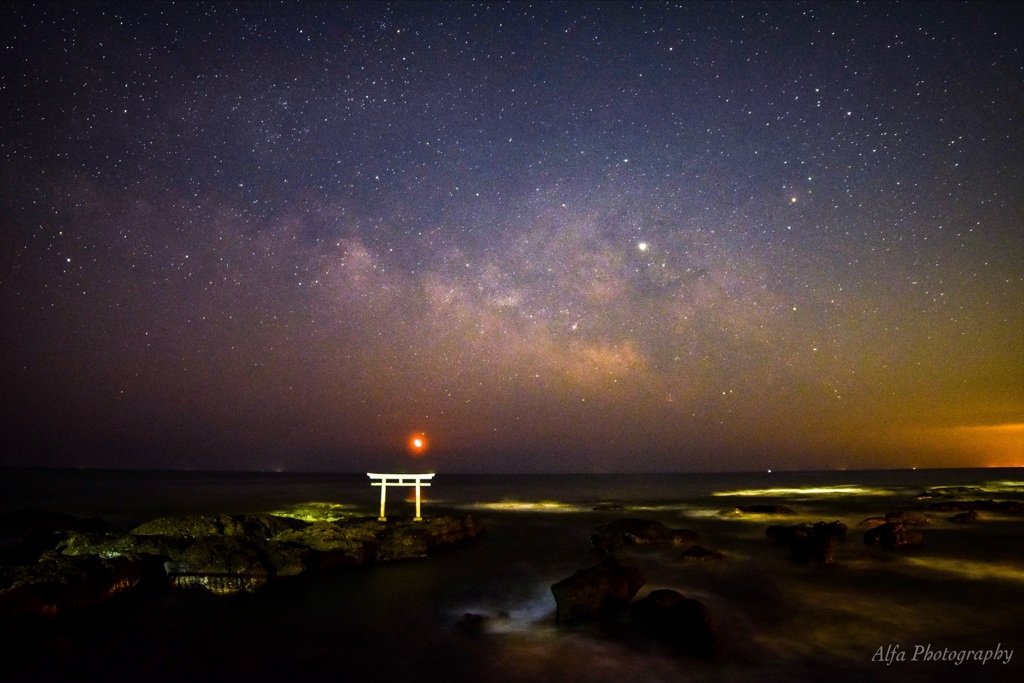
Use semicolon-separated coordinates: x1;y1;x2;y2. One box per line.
884;510;930;526
0;554;143;620
163;535;273;594
117;514;313;594
1;513;484;611
790;534;836;564
591;519;699;554
950;510;979;523
928;499;1023;513
271;521;379;568
377;524;429;561
129;513;307;539
917;486;987;500
406;514;485;551
350;515;485;563
809;520;848;540
859;516;887;527
160;514;483;591
678;545;725;561
2;514;110;565
629;589;717;657
767;521;846;564
592;504;626;511
454;612;490;634
766;521;847;544
551;558;645;626
12;529;69;564
930;500;964;512
863;521;923;549
736;504;797;515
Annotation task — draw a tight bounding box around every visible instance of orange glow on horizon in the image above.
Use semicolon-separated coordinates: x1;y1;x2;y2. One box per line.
887;422;1024;468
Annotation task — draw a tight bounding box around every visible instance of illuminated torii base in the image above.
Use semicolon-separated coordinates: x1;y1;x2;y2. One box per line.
367;473;435;521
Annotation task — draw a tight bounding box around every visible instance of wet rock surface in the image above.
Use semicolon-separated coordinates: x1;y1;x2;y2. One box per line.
928;499;1023;513
628;588;717;657
863;521;923;549
549;517;721;657
0;511;483;619
678;545;725;561
0;554;144;619
591;518;700;554
735;504;797;515
950;510;979;523
550;557;645;626
550;557;718;658
766;521;847;565
884;510;931;526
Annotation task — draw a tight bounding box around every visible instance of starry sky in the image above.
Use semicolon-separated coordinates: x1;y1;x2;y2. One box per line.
1;1;1022;473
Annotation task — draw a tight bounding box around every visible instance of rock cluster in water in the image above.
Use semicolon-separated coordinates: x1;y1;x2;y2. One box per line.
928;499;1023;513
0;511;482;620
767;521;848;564
549;518;718;658
590;518;701;554
551;557;646;625
863;521;924;549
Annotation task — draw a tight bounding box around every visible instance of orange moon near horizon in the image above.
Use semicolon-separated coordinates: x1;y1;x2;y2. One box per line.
407;432;427;455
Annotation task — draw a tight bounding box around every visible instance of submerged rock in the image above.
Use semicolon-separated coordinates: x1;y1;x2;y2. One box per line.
550;557;645;626
735;504;797;515
591;519;700;554
789;534;837;565
766;521;847;544
917;486;988;500
767;521;846;565
678;545;725;561
884;510;930;526
928;500;1023;513
629;588;717;657
863;521;923;549
950;510;979;523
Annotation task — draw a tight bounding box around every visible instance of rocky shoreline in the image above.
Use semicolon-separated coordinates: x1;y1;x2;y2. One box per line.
4;485;1021;662
0;511;483;620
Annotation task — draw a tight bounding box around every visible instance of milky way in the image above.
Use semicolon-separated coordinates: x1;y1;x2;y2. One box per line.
1;2;1021;472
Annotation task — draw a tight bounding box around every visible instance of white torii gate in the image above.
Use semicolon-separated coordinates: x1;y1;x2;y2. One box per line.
367;473;435;521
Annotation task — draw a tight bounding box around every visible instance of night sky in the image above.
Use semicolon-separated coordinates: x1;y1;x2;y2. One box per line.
2;1;1021;473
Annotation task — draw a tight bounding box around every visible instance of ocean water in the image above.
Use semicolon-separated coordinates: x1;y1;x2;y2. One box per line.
2;468;1023;682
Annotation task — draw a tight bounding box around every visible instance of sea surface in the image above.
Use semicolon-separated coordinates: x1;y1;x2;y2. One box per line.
2;468;1023;682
